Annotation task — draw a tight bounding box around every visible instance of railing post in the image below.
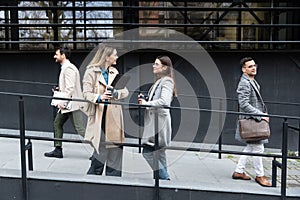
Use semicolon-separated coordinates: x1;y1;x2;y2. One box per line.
19;97;28;200
218;99;223;159
281;119;288;199
138;96;142;153
153;108;159;200
272;158;277;187
27;140;33;171
184;0;188;35
52;0;59;44
271;157;281;187
298;119;300;157
72;0;77;50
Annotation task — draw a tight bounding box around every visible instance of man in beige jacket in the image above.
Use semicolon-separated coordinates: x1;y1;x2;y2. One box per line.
44;46;85;158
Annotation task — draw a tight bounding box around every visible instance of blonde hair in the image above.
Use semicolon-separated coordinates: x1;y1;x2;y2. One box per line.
87;45;115;68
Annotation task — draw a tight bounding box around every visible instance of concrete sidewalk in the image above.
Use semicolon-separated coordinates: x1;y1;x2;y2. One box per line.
0;128;299;197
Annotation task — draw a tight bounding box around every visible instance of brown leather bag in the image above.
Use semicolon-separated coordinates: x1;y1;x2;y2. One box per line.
239;119;270;142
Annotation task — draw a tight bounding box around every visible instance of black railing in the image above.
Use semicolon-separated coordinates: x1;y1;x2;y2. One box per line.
0;90;300;200
18;97;28;200
2;77;300;158
288;122;300;155
1;77;300;107
1;78;300;199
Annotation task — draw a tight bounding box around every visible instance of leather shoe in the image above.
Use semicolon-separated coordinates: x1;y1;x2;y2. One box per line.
44;147;63;158
255;176;272;187
232;172;251;180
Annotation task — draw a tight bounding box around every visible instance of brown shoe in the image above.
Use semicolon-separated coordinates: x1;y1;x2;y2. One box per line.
255;176;272;187
232;172;251;180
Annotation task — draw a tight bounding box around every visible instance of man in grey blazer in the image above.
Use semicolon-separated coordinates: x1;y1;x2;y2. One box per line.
44;47;85;158
232;57;271;187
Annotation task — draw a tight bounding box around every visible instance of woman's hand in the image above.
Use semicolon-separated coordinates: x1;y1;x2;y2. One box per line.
100;90;112;101
138;98;146;105
138;93;146;104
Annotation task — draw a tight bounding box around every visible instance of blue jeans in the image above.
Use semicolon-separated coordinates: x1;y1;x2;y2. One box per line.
142;145;169;180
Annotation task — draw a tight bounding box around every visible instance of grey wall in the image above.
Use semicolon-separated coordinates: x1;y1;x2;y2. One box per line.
0;51;299;150
1;175;293;200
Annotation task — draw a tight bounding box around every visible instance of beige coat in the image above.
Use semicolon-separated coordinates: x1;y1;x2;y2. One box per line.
82;66;129;152
57;60;84;114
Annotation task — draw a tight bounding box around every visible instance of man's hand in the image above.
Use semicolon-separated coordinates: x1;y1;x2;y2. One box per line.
262;116;269;123
52;86;59;93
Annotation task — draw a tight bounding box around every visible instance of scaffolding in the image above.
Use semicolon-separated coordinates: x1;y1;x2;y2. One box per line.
0;0;299;51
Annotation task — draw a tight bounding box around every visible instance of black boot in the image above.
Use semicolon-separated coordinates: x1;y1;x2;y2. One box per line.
44;147;63;158
87;156;104;175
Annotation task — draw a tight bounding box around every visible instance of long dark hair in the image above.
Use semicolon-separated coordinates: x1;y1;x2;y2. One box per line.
156;55;177;97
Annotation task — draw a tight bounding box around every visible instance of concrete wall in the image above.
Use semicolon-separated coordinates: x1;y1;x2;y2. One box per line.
1;175;292;200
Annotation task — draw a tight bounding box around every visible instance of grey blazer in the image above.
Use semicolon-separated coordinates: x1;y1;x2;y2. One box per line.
235;74;268;144
142;76;174;147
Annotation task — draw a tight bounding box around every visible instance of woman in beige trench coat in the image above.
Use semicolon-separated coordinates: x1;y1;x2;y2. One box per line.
82;45;128;176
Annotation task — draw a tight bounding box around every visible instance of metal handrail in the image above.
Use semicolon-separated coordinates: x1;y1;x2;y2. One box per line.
2;132;299;160
1;78;300;107
1;6;300;12
1;40;300;44
2;23;300;28
1;90;300;120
